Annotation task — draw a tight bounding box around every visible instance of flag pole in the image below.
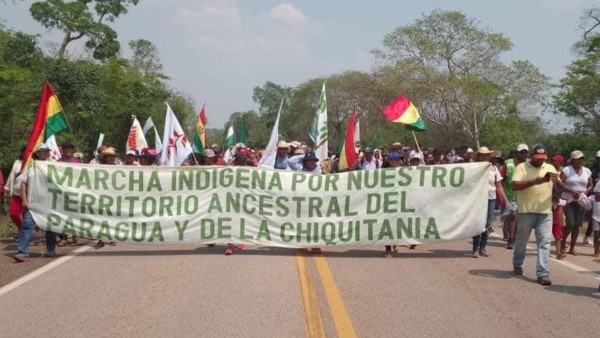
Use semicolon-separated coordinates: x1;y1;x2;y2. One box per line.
412;130;422;153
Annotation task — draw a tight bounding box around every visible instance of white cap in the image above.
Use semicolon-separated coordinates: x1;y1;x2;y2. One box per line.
126;150;138;156
35;143;50;152
570;150;584;160
595;150;600;158
467;148;474;153
517;144;529;152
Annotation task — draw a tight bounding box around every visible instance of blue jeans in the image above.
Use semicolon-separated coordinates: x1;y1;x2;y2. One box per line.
18;209;57;256
473;199;496;250
512;213;552;278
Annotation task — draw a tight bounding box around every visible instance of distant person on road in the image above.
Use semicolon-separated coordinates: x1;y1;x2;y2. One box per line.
501;144;529;249
511;144;562;286
550;154;567;259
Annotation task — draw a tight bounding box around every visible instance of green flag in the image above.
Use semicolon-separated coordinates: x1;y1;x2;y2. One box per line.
239;115;248;144
406;117;426;132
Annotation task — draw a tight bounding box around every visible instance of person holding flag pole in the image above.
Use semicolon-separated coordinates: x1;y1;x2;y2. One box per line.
14;81;69;262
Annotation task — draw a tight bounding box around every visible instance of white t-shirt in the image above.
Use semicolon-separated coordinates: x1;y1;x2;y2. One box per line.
360;159;379;171
561;166;591;199
488;165;503;200
591;181;600;222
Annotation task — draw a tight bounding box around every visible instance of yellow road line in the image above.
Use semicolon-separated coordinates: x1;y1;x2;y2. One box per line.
314;255;358;338
295;250;326;338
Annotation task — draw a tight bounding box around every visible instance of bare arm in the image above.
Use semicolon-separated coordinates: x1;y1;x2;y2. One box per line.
511;176;548;191
20;182;28;209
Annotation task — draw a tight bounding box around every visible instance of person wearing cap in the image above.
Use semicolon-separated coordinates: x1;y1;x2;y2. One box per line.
286;148;306;171
358;147;380;170
140;148;158;166
472;147;507;258
559;150;593;256
501;144;530;249
203;149;218;166
383;151;405;257
511;144;563;286
13;144;59;262
409;150;424;166
451;145;470;164
59;141;82;164
124;150;140;166
275;141;290;170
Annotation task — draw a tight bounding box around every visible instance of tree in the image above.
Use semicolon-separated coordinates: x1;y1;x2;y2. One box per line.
252;81;294;120
128;39;165;78
29;0;140;61
555;6;600;135
373;9;549;148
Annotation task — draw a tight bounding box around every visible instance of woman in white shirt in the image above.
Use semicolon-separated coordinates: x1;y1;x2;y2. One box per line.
560;150;593;255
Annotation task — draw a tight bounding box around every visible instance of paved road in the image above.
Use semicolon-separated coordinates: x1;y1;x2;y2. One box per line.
1;235;599;338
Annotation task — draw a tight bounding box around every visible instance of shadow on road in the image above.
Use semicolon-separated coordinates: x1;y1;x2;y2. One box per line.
469;268;600;298
75;246;474;259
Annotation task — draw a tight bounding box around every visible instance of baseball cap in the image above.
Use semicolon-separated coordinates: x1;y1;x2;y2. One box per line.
126;150;138;156
551;154;564;163
388;151;404;160
517;144;529;152
35;143;51;152
531;144;548;160
570;150;584;160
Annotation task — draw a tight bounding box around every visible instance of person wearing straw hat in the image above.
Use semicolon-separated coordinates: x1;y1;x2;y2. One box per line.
96;147;119;248
13;144;59;262
275;140;290;170
471;146;507;258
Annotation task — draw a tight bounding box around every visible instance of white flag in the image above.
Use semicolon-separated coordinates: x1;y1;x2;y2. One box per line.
46;135;62;161
126;116;148;152
143;117;163;153
142;117;155;134
160;104;193;166
354;118;360;146
258;98;285;169
314;82;328;163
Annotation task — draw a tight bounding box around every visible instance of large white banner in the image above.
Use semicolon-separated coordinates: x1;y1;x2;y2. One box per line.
26;162;489;247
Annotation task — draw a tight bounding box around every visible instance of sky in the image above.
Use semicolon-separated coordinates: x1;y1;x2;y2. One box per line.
0;0;595;129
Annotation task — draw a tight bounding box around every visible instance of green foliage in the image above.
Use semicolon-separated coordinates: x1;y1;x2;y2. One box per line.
29;0;140;60
372;9;550;148
0;24;194;173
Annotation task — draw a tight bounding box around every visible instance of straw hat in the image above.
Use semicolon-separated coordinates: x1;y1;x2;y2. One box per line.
100;147;117;157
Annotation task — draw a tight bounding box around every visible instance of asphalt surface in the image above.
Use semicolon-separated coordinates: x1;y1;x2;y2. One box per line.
0;235;599;338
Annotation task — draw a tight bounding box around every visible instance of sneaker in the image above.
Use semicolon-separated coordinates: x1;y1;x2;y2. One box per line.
537;275;552;286
583;236;592;245
513;266;523;276
506;239;515;250
13;253;31;263
479;249;490;257
224;247;233;256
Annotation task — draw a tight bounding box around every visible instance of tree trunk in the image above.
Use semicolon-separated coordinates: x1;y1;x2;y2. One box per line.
57;31;71;59
473;117;480;149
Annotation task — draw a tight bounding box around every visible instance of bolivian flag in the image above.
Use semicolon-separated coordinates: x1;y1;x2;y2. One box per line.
193;104;207;153
22;81;68;172
338;109;358;171
382;95;426;131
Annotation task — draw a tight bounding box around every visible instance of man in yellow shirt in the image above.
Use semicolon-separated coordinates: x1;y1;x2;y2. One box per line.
511;144;561;286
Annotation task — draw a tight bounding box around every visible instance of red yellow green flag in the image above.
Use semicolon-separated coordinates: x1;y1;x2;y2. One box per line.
21;81;68;172
193;104;207;153
382;95;420;124
338;109;358;171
